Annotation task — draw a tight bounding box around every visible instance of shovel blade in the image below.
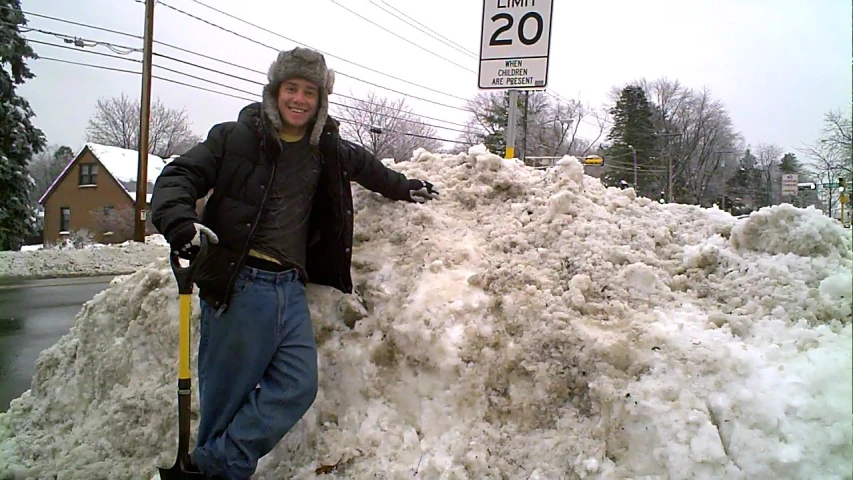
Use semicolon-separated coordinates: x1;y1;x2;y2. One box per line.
157;461;208;479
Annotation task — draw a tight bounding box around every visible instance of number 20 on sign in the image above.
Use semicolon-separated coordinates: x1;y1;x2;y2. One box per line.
479;0;554;89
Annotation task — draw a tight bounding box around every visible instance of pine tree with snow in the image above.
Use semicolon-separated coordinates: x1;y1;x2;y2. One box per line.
0;0;46;251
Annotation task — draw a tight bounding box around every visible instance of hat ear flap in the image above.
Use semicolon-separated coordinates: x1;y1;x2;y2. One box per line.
325;69;335;95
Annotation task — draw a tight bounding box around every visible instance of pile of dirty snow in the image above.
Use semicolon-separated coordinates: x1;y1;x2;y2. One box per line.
0;146;850;480
0;235;169;280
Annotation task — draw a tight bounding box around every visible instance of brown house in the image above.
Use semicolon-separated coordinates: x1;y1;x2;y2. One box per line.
38;143;171;245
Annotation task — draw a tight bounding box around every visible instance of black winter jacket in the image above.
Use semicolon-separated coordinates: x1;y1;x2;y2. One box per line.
150;102;413;314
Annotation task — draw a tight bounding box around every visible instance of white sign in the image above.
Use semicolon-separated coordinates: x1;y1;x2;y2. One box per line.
478;0;554;90
781;173;799;196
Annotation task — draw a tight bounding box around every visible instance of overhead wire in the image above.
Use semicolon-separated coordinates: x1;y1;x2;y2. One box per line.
326;0;476;73
170;0;472;105
371;0;477;60
10;4;598;148
26;39;473;145
3;3;477;115
17;11;474;130
354;1;609;130
16;22;477;135
161;1;597;142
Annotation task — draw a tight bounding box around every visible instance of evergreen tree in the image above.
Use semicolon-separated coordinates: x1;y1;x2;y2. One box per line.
0;0;46;250
779;152;802;173
480;93;508;156
466;91;532;157
726;148;763;212
601;85;658;196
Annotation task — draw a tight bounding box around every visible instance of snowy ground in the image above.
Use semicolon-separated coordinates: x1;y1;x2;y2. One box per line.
0;146;850;480
0;235;169;280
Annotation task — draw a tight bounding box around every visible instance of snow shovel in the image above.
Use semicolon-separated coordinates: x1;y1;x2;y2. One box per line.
158;235;210;480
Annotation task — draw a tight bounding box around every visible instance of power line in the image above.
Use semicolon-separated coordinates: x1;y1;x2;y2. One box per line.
30;46;472;146
25;38;139;62
29;14;472;130
19;23;478;135
153;50;472;134
168;0;472;106
152;51;474;130
9;7;142;40
13;5;585;139
355;1;608;129
9;22;140;55
327;0;476;73
12;3;474;115
13;5;597;146
371;0;476;60
167;1;604;138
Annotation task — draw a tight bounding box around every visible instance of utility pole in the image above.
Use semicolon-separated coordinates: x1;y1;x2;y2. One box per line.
134;0;155;242
505;90;518;159
653;132;681;203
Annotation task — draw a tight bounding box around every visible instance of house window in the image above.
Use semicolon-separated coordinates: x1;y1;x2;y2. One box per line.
103;205;114;216
79;163;98;185
60;207;71;232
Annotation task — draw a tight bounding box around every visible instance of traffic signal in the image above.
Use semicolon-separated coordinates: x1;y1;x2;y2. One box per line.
839;177;846;192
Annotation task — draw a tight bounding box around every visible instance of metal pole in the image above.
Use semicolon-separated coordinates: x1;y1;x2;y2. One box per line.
631;145;638;187
827;184;832;218
134;0;155;242
721;153;726;212
505;90;518;159
667;154;673;203
521;90;529;163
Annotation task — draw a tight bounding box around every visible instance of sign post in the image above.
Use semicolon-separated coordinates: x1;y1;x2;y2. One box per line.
479;0;554;159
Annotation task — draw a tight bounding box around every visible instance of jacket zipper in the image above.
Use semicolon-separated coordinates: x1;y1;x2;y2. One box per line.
215;137;278;317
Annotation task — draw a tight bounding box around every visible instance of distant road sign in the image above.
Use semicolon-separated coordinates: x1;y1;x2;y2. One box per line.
478;0;554;90
781;173;798;196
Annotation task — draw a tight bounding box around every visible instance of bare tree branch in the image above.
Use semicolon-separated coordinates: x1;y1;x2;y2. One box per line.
333;90;443;161
85;93;202;158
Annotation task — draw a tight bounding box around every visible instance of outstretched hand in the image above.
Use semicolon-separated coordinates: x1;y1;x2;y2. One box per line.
406;179;439;203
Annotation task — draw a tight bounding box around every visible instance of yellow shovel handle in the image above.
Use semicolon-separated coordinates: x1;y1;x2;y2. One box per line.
178;293;192;380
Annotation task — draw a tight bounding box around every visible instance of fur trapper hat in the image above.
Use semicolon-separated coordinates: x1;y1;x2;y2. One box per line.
262;47;335;146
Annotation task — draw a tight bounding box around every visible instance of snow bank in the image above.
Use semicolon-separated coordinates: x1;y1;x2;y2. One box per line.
0;235;169;280
1;147;851;479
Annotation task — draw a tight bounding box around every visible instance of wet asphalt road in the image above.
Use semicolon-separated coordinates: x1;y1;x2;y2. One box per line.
0;276;115;412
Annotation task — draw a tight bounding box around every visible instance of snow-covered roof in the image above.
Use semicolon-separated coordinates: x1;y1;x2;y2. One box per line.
127;192;154;204
38;142;171;205
85;143;167;186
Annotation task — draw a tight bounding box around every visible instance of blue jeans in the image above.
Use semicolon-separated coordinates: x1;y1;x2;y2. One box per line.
191;266;318;479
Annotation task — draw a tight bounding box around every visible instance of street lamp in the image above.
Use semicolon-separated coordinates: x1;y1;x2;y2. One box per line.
369;125;383;155
627;144;637;187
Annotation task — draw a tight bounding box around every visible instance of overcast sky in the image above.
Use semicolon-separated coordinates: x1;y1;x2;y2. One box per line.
16;0;853;158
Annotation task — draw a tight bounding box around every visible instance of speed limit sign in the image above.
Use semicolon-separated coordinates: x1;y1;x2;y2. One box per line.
478;0;554;89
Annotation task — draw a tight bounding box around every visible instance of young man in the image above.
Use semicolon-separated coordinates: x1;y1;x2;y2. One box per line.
150;46;438;479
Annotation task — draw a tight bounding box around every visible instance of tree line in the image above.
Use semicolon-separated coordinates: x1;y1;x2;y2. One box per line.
460;79;851;216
